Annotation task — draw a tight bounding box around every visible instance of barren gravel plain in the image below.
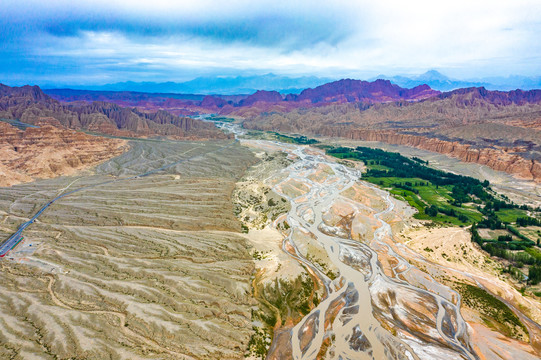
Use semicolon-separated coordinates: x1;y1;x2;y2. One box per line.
0;139;258;359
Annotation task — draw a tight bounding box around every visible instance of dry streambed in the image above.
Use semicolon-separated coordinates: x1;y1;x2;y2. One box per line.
399;226;541;358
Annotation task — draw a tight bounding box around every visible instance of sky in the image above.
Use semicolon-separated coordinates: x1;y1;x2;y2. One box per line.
1;0;540;86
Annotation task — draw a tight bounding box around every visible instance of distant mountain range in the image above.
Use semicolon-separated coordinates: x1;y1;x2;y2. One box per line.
65;74;334;95
371;70;541;91
45;79;440;118
242;85;541;182
46;71;541;95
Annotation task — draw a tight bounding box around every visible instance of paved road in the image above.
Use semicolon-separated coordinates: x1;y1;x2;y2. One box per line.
0;234;23;257
0;140;237;257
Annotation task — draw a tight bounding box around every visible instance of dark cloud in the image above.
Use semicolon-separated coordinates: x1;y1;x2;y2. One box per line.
0;2;357;85
2;4;355;50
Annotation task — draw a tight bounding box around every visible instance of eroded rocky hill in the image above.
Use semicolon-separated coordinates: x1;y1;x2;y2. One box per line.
0;84;228;139
45;79;441;117
0;140;259;359
38;80;541;181
244;87;541;182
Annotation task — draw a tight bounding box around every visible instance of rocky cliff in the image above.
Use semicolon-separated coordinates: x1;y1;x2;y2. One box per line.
45;79;442;118
341;129;541;182
0;121;127;187
34;81;541;182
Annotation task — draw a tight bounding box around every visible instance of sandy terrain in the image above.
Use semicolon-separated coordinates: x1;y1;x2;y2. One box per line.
398;226;541;358
243;227;304;282
234;144;309;286
2;122;540;359
401;227;502;281
239;133;541;359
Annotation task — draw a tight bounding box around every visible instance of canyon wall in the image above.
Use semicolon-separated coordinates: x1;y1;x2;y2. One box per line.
328;128;541;182
242;86;541;183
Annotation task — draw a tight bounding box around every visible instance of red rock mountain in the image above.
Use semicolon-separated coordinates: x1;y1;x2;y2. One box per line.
44;79;441;117
292;79;439;104
26;80;541;181
200;95;229;108
0;84;51;102
437;86;541;105
214;80;440;117
240;90;283;106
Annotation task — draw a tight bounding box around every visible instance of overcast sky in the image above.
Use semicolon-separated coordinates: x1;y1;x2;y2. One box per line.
1;0;540;86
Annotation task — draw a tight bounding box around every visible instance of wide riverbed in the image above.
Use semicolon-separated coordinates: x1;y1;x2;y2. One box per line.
248;140;477;359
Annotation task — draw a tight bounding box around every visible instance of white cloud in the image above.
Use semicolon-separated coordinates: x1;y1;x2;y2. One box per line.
1;0;540;83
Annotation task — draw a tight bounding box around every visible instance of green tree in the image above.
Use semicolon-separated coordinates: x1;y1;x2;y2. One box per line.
425;205;438;217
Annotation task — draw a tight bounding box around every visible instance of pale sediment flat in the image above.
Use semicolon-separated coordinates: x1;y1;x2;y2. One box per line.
0;139;258;359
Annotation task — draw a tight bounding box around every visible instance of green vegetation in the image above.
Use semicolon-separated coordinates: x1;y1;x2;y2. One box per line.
525;247;541;262
278;221;290;231
507;225;533;242
455;282;528;340
241;224;249;233
206;115;235;123
306;253;338;280
471;225;539;275
528;265;541;285
242;130;319;145
256;273;317;328
324;146;541;280
246;326;272;359
496;208;529;223
272;132;319;145
252;250;270;260
248;271;321;357
325;146;495;225
517;216;541;227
